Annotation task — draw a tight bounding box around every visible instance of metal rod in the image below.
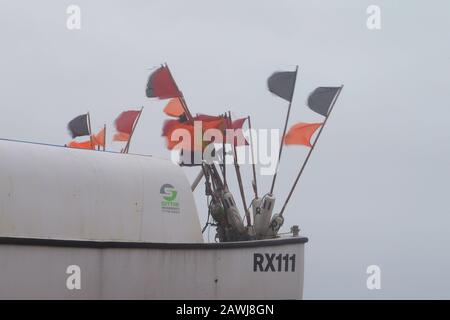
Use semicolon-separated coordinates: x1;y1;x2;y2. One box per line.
269;65;299;195
191;169;204;191
229;112;251;226
103;124;106;151
87;112;94;150
179;96;193;122
247;116;258;198
164;63;193;121
222;113;227;188
123;106;144;153
279;85;344;217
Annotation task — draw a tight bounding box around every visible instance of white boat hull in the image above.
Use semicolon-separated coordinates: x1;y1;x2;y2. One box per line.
0;236;307;299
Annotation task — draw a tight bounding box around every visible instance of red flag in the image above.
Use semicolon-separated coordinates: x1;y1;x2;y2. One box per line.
284;122;322;147
115;110;140;134
231;117;246;130
194;115;227;138
146;66;181;99
190;115;248;146
195;114;223;122
162;119;184;137
164;118;225;151
206;116;248;146
67;139;95;150
163;98;185;117
165;122;196;150
162;114;229;152
162;115;224;135
230;117;249;146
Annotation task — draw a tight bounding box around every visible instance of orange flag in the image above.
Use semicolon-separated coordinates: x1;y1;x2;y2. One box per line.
163;98;185;117
92;127;105;147
67;139;95;150
113;132;130;141
165;118;224;151
284;122;322;147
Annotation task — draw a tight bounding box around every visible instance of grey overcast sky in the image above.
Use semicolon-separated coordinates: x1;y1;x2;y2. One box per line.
0;0;449;299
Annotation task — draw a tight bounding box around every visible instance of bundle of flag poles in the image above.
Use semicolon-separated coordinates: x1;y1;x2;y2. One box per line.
64;62;343;234
266;67;343;216
66;109;142;154
67;113;105;150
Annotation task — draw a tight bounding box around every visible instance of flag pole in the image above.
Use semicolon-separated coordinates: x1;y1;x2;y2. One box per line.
247;116;258;198
124;106;144;154
191;169;204;191
103;124;106;151
269;65;299;195
229;112;251;226
279;85;343;217
87;112;94;150
222;113;227;188
164;63;193;121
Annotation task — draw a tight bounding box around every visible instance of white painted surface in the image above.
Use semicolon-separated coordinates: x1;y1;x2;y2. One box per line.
0;140;202;243
0;239;305;299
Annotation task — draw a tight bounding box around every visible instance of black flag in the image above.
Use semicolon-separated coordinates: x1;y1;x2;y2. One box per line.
267;70;297;102
68;114;90;138
307;87;340;116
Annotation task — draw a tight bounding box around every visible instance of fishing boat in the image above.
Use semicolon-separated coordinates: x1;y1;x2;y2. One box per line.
0;64;343;299
0;139;307;299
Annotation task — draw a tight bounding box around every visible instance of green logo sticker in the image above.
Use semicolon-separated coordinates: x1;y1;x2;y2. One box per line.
160;184;180;214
